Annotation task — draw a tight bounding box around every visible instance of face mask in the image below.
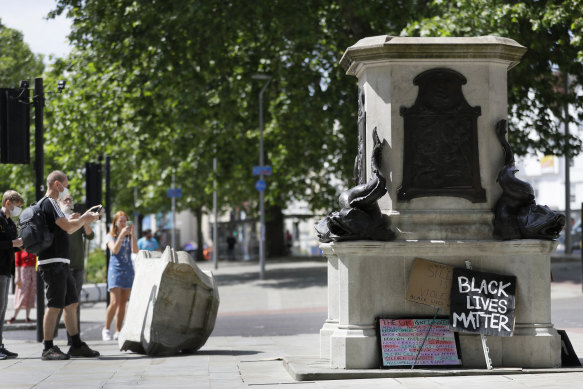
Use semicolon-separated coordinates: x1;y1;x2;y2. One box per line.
57;183;70;201
11;205;22;217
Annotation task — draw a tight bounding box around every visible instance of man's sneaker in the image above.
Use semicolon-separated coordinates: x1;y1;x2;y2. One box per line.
68;342;100;358
0;345;17;358
102;328;112;341
41;346;70;361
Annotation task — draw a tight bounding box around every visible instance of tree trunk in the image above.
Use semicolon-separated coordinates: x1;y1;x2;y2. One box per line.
195;206;205;262
266;205;285;258
136;213;144;237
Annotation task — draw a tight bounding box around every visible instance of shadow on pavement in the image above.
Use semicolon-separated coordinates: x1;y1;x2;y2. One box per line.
213;311;326;337
215;265;326;289
551;262;583;285
196;350;262;356
97;354;154;360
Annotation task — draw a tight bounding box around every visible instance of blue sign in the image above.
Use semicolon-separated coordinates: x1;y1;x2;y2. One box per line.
252;165;272;176
255;179;266;191
167;188;182;198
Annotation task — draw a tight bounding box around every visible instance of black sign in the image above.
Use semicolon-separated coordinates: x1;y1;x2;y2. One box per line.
449;268;517;336
398;68;485;203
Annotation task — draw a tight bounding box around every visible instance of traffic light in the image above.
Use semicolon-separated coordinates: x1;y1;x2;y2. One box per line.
85;162;102;208
0;88;30;164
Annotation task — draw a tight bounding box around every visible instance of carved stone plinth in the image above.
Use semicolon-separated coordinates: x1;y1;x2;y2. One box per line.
319;240;561;369
340;36;527;241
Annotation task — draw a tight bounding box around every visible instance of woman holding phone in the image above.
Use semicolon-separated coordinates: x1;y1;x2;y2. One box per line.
102;211;138;341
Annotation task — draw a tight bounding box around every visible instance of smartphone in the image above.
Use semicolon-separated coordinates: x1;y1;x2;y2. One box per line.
73;203;87;213
92;205;103;213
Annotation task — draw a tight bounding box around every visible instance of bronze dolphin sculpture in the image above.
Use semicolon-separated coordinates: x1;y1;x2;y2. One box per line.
316;128;395;243
493;120;564;240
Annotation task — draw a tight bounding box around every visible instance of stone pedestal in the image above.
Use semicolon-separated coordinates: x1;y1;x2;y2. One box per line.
340;36;527;241
318;35;561;370
319;240;561;369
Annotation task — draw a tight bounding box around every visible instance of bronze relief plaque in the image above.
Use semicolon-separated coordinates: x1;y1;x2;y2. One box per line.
398;68;486;203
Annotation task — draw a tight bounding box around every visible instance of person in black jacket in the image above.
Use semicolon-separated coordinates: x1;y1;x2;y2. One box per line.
0;190;24;359
37;171;101;361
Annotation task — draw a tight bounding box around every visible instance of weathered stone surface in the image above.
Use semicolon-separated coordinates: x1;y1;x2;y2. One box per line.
119;247;219;356
318;36;562;371
320;240;561;369
340;35;527;240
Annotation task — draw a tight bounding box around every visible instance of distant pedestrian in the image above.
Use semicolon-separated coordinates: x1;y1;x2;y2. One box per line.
103;211;138;341
226;234;236;261
137;229;160;251
0;190;24;359
8;249;36;324
285;230;293;254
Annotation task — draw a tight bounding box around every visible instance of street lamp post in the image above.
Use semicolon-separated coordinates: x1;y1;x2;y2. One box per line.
33;78;45;342
252;74;272;280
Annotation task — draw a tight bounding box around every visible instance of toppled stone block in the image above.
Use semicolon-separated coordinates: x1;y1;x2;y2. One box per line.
119;247;219;356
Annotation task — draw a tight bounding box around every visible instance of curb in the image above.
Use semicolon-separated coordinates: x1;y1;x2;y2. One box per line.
551;253;582;263
284;357;583;381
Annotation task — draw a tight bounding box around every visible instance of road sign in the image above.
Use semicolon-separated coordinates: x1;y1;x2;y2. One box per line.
167;188;182;198
255;179;266;191
253;165;272;176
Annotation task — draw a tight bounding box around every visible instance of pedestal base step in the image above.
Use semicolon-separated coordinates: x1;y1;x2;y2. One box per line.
283;356;583;381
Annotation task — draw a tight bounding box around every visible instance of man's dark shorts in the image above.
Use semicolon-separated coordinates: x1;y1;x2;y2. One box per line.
38;262;79;308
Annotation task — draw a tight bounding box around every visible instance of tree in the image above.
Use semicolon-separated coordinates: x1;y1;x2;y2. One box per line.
403;0;583;157
45;1;583;255
0;20;45;204
47;0;423;255
0;21;45;87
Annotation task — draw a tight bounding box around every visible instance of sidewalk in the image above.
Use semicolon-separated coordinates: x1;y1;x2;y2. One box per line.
1;256;582;388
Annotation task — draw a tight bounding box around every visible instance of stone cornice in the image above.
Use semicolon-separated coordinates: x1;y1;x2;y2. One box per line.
340;35;527;75
320;239;557;256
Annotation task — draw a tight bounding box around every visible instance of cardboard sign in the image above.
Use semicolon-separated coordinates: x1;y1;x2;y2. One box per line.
377;318;461;367
406;258;453;309
449;268;517;336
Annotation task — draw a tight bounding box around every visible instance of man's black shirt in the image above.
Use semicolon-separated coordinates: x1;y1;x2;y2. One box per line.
38;197;69;260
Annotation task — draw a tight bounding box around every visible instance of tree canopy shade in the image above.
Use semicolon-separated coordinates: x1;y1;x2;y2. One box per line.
33;0;583;244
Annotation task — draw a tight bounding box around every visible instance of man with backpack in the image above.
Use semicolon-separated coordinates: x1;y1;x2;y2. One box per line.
37;171;102;360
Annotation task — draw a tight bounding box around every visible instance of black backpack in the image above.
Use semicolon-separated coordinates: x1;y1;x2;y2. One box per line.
19;197;54;255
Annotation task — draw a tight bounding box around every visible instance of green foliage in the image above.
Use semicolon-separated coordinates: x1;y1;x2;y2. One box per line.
86;248;106;283
0;20;44;87
0;21;45;204
403;0;583;157
46;0;424;216
3;1;581;219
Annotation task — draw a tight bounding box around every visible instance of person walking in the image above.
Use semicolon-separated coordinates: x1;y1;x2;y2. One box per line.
8;249;36;324
0;190;24;359
226;234;236;261
37;170;101;360
103;211;138;341
58;194;94;344
137;229;159;251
